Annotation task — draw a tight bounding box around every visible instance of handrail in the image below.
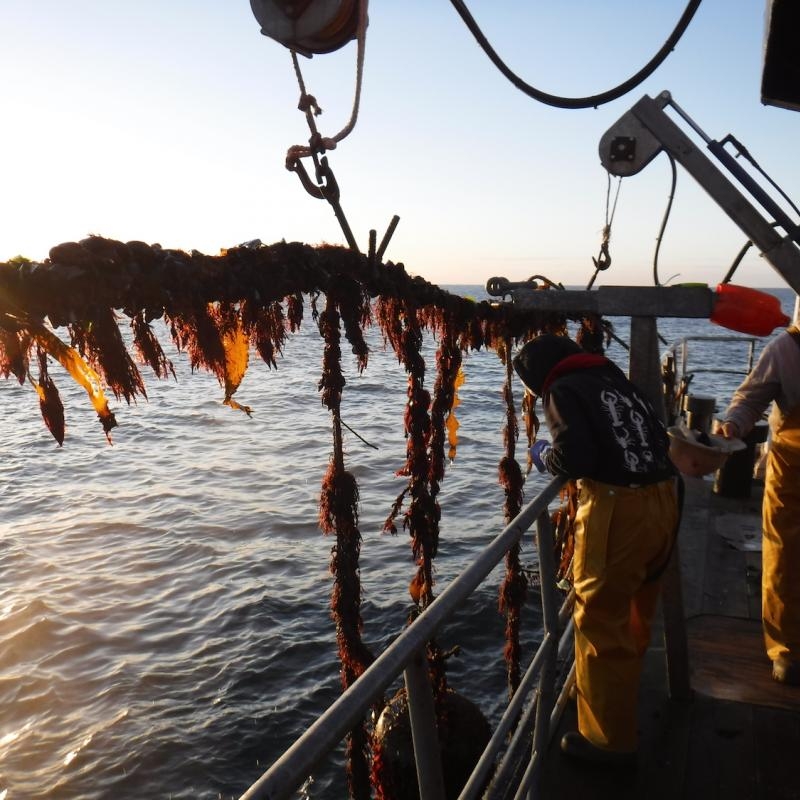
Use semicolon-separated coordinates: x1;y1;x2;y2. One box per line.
662;334;758;427
668;334;757;380
458;602;574;800
239;475;569;800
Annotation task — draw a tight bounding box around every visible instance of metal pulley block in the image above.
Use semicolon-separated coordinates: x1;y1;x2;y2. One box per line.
250;0;360;55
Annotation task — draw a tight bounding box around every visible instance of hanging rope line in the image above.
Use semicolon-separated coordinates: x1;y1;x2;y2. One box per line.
498;339;526;697
587;174;622;289
447;0;703;109
294;16;375;782
283;0;370;252
286;0;369;163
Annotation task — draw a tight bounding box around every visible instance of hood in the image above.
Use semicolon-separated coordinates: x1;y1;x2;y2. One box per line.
512;334;582;395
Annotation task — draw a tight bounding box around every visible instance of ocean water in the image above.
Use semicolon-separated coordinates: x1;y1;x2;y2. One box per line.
0;285;794;799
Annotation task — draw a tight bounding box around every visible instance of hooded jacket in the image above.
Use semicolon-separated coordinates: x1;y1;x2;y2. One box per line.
514;335;675;486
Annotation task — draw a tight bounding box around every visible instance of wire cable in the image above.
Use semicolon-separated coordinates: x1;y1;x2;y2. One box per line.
653;154;678;286
722;135;800;218
720;240;754;285
720;220;781;285
447;0;702;109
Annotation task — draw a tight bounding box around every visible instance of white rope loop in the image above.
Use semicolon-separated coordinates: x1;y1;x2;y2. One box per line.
285;0;369;167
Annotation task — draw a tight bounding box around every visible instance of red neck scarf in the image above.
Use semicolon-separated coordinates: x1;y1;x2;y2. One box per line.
541;353;609;395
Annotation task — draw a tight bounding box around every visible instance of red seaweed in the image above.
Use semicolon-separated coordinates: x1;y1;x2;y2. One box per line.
0;237;588;798
34;347;65;446
498;346;526;696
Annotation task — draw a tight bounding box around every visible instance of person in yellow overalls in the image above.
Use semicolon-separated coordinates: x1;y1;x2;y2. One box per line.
718;323;800;684
513;334;679;766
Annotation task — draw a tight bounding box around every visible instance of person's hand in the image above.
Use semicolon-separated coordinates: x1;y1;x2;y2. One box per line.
715;420;740;439
530;439;552;472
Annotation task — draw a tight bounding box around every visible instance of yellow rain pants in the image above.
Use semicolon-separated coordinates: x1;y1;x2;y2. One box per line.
572;478;678;752
763;404;800;663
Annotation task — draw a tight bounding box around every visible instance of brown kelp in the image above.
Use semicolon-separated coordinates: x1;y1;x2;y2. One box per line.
0;236;603;798
498;337;527;697
318;290;373;800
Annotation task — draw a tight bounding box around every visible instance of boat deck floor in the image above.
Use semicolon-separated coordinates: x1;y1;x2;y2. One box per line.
539;475;800;800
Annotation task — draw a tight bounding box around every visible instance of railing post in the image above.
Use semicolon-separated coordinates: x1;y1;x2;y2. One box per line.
404;648;447;800
528;511;561;799
629;315;691;701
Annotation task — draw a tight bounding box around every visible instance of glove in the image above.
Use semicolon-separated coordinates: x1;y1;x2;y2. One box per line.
530;439;552;473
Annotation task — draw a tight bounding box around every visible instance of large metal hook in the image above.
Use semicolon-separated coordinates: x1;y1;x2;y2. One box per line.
592;239;612;272
287;155;341;202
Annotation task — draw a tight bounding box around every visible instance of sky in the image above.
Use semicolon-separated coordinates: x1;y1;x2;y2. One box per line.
1;1;798;290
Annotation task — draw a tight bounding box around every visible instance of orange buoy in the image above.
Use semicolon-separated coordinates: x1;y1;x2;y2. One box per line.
709;283;791;337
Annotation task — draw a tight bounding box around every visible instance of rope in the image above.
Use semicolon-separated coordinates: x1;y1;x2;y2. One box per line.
447;0;702;109
328;0;369;146
605;173;622;230
285;0;369;166
587;174;622;288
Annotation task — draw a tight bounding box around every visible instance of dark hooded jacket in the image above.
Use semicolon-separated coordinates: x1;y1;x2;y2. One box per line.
513;335;675;486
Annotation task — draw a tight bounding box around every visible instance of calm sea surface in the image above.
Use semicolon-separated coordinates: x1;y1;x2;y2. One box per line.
1;286;795;799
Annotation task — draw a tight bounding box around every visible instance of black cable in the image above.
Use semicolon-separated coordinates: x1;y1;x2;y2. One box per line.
722;135;800;218
721;240;754;285
448;0;703;109
720;220;781;285
653;154;678;286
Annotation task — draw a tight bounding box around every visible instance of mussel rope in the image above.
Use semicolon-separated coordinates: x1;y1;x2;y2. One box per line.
318;295;373;800
448;0;703;109
498;340;526;697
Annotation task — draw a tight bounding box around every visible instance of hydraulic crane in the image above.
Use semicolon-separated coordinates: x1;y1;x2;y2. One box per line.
598;90;800;296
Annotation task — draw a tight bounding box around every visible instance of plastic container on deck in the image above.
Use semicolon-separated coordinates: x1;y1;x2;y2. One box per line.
710;283;791;336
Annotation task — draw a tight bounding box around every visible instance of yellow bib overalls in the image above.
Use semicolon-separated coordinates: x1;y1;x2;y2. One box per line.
572;478;678;751
763;403;800;663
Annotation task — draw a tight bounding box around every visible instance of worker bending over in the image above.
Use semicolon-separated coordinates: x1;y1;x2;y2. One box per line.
514;334;679;766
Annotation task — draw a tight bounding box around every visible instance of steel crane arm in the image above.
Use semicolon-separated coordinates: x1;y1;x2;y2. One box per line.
599;91;800;295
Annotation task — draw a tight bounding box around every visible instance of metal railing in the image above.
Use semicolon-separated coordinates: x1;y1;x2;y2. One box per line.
239;475;573;800
668;334;757;381
662;334;758;429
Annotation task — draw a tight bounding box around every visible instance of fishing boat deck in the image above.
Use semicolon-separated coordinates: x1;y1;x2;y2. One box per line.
540;474;800;800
